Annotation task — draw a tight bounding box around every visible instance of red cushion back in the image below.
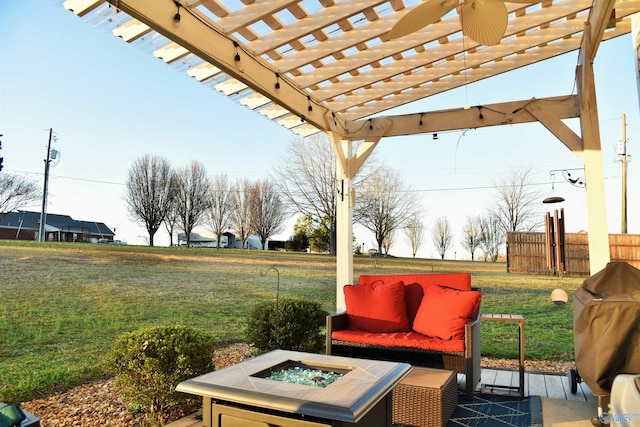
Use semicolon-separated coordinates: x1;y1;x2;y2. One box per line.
358;273;471;290
412;283;481;340
343;281;411;333
358;273;472;322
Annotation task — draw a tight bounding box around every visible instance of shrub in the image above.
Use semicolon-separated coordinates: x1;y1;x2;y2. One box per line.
246;298;328;353
105;325;215;414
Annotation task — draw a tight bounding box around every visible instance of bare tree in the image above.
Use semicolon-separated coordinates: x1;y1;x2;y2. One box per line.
272;135;337;253
460;215;483;261
0;173;40;218
404;214;425;258
355;167;419;255
272;134;376;255
478;213;503;262
382;230;394;256
490;165;543;234
249;179;287;249
164;206;178;246
125;155;174;246
164;176;179;247
175;161;211;247
431;217;453;260
231;178;254;249
208;173;234;248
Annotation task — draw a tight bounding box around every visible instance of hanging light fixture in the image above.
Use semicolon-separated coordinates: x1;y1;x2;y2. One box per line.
173;1;181;22
542;168;586;204
543;172;565;204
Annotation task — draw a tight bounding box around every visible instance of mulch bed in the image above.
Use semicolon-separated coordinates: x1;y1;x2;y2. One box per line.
19;343;573;426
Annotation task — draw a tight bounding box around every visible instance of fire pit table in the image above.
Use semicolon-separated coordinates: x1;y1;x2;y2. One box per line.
176;349;411;427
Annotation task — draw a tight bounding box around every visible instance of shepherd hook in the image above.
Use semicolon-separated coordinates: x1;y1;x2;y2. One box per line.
260;267;280;309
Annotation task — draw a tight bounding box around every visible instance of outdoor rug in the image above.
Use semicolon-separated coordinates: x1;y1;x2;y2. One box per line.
446;391;542;427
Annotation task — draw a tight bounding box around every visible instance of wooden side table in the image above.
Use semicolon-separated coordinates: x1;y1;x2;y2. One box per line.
480;314;525;399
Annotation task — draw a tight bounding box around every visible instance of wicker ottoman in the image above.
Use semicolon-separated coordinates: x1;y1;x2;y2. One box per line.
392;367;457;427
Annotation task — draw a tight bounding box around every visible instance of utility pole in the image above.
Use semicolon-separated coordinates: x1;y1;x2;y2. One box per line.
620;114;628;234
38;128;53;242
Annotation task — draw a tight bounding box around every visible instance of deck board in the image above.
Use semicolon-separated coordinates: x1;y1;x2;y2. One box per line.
544;374;569;399
494;369;515;389
578;381;597;402
475;368;594;401
527;372;548;397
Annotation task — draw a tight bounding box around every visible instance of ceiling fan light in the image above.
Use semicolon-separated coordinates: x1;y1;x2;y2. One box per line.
460;0;508;46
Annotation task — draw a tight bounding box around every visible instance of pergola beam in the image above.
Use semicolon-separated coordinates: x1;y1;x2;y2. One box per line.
524;100;584;154
585;0;617;63
344;96;580;139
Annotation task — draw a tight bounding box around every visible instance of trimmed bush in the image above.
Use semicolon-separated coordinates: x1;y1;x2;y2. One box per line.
246;298;328;353
105;325;215;414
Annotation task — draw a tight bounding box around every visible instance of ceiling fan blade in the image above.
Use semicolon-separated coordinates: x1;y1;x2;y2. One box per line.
389;0;458;39
460;0;508;46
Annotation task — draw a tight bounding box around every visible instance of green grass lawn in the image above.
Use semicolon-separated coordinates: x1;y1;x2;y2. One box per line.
0;240;584;404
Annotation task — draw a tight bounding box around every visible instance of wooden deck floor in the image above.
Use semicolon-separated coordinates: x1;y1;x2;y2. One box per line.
167;368;596;427
468;368;596;402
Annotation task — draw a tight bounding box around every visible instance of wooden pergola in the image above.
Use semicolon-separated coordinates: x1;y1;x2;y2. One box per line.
63;0;640;311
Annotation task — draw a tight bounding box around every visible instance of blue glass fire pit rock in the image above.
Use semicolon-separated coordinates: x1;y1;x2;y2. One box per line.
266;366;344;388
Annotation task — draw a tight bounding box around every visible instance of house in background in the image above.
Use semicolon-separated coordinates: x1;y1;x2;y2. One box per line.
0;210;115;243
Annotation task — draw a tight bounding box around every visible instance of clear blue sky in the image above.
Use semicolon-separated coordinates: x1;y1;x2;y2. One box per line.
1;0;638;258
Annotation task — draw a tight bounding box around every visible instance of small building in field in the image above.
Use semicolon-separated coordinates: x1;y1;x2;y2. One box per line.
0;210;115;243
178;230;282;250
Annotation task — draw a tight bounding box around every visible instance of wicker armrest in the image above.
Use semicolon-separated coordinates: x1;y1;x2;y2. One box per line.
326;312;348;355
463;298;482;400
464;309;480;358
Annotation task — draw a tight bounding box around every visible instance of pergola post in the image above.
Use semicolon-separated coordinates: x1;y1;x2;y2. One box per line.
332;136;353;313
577;18;612;275
329;124;387;312
335;170;353;313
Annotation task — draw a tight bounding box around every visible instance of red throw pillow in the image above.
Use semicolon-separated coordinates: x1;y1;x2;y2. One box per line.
412;283;481;340
344;282;410;333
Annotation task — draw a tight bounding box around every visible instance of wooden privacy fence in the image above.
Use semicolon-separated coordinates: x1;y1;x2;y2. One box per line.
507;231;640;276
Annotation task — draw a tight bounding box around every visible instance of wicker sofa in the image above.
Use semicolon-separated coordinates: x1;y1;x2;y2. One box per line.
326;273;481;401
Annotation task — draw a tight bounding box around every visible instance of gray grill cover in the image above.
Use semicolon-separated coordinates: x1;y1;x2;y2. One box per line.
574;262;640;396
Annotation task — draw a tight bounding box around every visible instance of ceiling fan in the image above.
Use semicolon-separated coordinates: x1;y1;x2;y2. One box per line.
389;0;533;46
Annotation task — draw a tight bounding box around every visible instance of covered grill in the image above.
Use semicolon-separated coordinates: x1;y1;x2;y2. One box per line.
571;262;640;423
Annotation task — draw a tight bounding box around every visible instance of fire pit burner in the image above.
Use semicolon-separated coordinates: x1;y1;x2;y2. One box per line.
253;359;348;388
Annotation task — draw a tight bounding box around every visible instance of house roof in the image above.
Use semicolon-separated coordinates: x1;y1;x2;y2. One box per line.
0;210;115;237
60;0;638;137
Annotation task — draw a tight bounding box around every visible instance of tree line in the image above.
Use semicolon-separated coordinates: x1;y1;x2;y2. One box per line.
126;137;542;258
126;156;287;248
431;166;542;261
127;134;427;252
0;133;541;259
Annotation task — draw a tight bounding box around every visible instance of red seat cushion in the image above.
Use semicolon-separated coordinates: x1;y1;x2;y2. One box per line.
343;281;410;333
412;283;481;340
331;329;465;352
